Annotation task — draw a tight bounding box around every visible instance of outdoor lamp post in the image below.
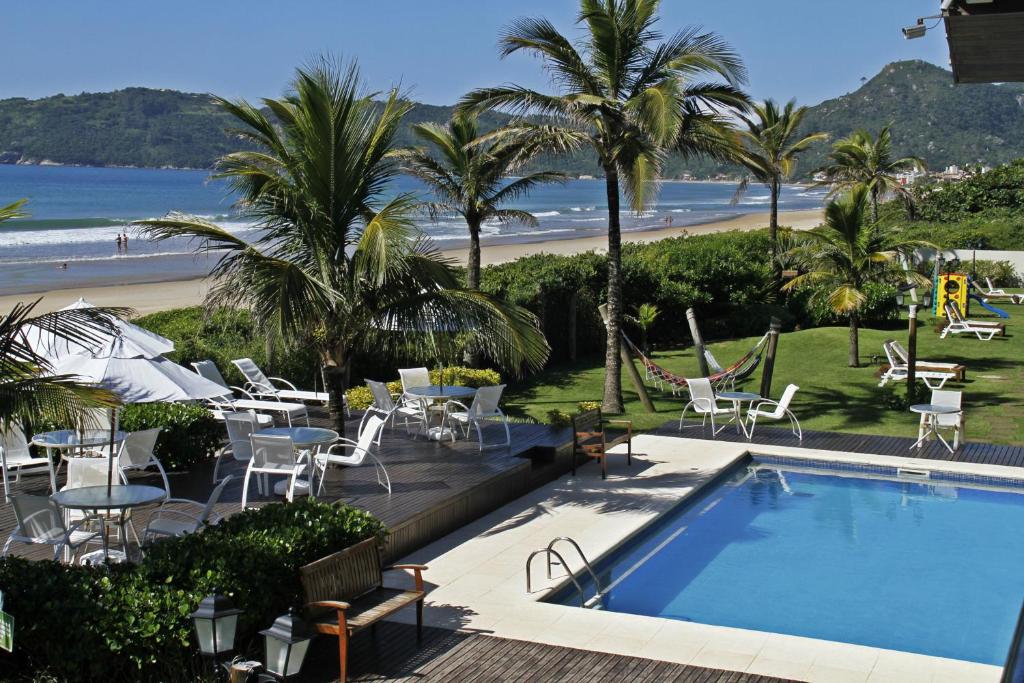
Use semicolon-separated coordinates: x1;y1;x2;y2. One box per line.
260;608;312;681
190;591;243;666
896;284;933;405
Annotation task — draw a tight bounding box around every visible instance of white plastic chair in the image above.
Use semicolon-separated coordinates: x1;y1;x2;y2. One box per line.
1;423;56;502
241;435;307;508
398;367;431;398
2;494;101;563
362;380;427;442
678;377;733;436
213;411;263;486
314;415;390;495
143;475;233;543
117;428;170;499
442;385;511;451
746;384;802;441
921;389;964;450
231;358;346;414
61;457;137;546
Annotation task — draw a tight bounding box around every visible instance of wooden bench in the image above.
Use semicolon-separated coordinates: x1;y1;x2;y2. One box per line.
301;537;428;682
571;408;632;479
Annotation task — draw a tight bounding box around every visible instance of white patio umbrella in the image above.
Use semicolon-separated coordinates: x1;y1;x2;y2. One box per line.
23;297;174;360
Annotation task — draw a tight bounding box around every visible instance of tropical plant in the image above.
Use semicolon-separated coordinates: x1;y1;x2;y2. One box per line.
816;124;925;222
460;0;750;412
782;186;930;367
394;112;568;290
732;99;826;275
135;59;549;435
625;302;660;355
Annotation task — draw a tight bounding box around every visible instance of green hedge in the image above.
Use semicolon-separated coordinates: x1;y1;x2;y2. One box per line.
345;367;502;411
119;403;221;472
0;499;385;682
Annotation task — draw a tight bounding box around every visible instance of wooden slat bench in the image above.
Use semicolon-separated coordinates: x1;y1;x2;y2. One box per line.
301;537;428;682
571;408;632;479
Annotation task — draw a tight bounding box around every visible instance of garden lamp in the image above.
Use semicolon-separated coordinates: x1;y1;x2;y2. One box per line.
190;591;243;662
260;608;312;681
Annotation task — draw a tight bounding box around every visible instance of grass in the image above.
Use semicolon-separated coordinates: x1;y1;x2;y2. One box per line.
505;304;1024;445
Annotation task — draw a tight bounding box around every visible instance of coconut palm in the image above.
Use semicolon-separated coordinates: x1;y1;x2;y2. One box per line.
782;186;930;367
816;125;925;222
625;303;660;356
394;113;568;290
135;59;549;434
460;0;749;412
732;99;827;275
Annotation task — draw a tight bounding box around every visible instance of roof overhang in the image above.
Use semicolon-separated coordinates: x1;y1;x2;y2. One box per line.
943;0;1024;83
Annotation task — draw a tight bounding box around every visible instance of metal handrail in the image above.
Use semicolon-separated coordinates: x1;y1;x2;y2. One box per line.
526;548;586;607
545;537;602;599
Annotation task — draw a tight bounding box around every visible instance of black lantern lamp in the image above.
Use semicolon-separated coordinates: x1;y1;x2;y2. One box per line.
895;282;932;309
260;608;313;681
190;591;244;664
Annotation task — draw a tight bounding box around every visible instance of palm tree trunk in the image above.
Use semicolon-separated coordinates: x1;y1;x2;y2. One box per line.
848;312;860;368
603;166;624;413
770;178;781;282
323;349;351;437
466;217;482;290
871;187;879;224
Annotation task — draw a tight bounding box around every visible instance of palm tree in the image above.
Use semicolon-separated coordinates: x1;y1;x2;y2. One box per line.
460;0;749;412
394;113;568;290
782;186;929;367
625;303;659;356
136;59;549;434
732;99;827;275
816;125;925;223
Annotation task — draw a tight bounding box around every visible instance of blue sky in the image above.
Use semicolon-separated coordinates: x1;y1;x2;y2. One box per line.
5;1;951;106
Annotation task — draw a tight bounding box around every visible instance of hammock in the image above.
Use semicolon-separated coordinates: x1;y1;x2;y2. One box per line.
622;331;769;395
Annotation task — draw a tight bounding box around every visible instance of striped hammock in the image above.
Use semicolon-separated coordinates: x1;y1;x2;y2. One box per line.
622;331;769;395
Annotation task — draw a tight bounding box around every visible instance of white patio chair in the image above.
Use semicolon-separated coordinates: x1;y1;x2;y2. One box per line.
1;423;56;502
231;358;347;414
940;302;998;341
442;385;511;451
398;367;431;398
746;384;802;441
921;389;964;450
142;475;233;543
877;341;955;390
212;411;265;486
678;377;732;436
117;428;170;499
313;415;390;495
1;494;101;563
362;379;427;443
241;434;307;508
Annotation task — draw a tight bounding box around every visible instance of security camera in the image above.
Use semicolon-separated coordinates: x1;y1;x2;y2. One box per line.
902;21;927;39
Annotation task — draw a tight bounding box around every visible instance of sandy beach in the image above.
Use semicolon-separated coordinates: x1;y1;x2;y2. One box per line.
1;208;822;315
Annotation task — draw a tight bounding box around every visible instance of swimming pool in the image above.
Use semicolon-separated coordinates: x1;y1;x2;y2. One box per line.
550;456;1024;664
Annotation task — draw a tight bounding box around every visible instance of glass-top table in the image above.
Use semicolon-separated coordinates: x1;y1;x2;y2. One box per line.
32;429;127;450
405;385;477;441
715;391;762;439
261;427;339;448
51;484;165;562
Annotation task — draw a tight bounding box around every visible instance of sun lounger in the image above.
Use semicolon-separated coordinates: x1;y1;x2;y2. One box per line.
941;303;1001;340
970;279;1023;305
878;341;957;389
232;358;348;414
889;340;966;380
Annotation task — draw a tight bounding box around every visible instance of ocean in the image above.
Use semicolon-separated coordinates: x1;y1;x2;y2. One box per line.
0;165;826;295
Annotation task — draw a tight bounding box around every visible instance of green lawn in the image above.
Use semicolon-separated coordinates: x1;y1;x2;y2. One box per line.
506;305;1024;445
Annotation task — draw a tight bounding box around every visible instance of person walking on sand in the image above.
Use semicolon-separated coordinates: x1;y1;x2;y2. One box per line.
115;234;123;254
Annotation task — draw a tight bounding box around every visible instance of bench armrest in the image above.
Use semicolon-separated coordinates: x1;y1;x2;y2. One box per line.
306;600;351;611
606;419;633;436
385;563;428;591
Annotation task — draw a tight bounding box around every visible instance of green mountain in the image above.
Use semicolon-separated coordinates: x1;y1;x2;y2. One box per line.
1;60;1022;176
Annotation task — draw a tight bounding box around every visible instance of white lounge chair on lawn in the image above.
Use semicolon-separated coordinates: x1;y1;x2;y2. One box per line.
313;415;390;496
919;389;964;450
678;377;733;436
878;341;956;390
746;384;802;441
363;379;427;443
941;303;998;341
231;358;348;415
985;277;1008;296
117;428;170;499
1;423;56;501
890;340;962;376
241;434;307;508
442;384;511;451
142;476;233;543
2;494;101;563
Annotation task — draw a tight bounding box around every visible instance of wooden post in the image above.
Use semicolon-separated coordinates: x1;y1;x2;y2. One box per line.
759;317;782;399
599;304;655;413
567;291;578;363
686;308;710;377
907;304;918;405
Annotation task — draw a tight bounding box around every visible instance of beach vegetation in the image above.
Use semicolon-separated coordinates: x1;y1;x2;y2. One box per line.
460;0;750;413
135;58;549;435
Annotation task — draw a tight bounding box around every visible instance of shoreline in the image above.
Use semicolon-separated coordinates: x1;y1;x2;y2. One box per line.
0;208;822;315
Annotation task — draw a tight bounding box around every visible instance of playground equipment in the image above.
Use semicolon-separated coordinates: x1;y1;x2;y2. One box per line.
934;272;968;318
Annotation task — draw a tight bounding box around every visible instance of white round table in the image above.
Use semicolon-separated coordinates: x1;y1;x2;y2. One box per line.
51;484;164;561
260;427;339;496
405;385;477;441
909;403;962;453
716;391;761;438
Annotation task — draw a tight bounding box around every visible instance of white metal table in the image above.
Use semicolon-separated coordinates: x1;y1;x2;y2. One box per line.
51;484;165;561
260;427;339;496
32;430;127;490
910;403;962;453
405;385;477;441
716;391;761;439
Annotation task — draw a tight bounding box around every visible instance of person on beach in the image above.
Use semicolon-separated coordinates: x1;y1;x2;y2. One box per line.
116;234;123;253
58;262;67;270
122;232;128;251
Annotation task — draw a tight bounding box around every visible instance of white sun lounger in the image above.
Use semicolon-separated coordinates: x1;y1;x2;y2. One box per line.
941;303;999;341
878;341;956;389
232;358;347;414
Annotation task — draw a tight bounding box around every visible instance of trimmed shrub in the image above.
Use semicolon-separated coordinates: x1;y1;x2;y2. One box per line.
344;368;502;411
0;499;385;682
118;402;221;472
801;281;900;328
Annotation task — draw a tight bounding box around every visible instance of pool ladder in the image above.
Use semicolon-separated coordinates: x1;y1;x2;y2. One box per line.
525;537;603;608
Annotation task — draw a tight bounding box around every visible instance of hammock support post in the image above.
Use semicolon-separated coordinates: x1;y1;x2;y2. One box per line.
758;317;782;399
599;304;656;413
686;308;710;377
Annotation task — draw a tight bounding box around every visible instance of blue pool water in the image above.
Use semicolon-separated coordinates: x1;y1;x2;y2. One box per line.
554;460;1024;664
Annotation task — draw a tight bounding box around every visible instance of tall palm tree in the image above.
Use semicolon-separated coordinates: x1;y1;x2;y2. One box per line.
732;99;827;276
136;59;549;434
394;113;568;290
782;186;929;367
460;0;749;412
816;125;925;222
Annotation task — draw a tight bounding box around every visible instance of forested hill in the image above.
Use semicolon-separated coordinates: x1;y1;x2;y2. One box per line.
2;60;1023;175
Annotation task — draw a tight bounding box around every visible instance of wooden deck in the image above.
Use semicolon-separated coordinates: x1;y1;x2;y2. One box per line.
304;622;797;683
